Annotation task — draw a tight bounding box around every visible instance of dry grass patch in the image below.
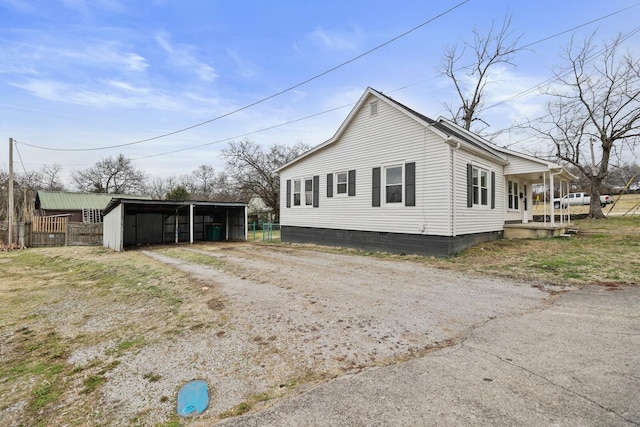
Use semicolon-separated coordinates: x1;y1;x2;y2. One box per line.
423;216;639;285
0;246;219;426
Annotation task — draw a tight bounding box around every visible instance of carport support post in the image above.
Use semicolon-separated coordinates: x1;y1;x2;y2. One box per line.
175;208;179;243
189;204;194;244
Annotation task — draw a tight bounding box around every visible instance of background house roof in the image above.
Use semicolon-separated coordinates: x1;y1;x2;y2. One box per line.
36;191;151;210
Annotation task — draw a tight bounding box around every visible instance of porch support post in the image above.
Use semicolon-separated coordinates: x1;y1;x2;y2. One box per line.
549;172;555;227
543;173;547;226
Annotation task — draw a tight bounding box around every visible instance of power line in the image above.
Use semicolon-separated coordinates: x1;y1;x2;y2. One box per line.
389;2;640;94
15;0;470;153
14;2;639;164
135;22;640;162
132;103;353;160
519;3;640;50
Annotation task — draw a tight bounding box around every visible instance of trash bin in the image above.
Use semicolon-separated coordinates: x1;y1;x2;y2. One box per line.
206;224;223;241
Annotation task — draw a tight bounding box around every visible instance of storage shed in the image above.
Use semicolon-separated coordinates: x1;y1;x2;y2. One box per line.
35;190;150;222
102;198;247;251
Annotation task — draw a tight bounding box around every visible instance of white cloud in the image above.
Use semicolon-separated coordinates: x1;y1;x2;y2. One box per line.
226;48;259;78
306;25;363;52
10;78;184;110
155;32;218;82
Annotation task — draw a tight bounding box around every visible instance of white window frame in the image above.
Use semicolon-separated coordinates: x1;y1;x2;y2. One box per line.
472;165;490;208
304;177;314;206
383;164;404;206
335;171;348;196
293;179;301;207
508;180;519;211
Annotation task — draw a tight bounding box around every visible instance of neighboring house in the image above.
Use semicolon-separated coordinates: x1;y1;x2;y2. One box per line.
35;191;150;223
248;196;274;223
277;87;574;257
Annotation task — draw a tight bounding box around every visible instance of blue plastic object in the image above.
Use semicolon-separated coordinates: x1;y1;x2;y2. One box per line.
177;379;209;417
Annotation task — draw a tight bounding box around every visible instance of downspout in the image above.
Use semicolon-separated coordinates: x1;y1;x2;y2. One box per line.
449;137;461;237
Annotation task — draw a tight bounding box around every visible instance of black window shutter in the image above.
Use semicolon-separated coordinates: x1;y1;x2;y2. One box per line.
348;169;356;196
372;167;381;207
491;171;496;209
286;179;291;208
467;163;473;208
405;162;415;207
313;175;319;207
326;173;333;198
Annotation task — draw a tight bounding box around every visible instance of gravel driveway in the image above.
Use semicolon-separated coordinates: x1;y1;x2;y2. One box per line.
99;244;554;424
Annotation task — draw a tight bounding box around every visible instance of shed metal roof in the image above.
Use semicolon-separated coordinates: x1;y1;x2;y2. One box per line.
103;198;247;216
36;191;151;210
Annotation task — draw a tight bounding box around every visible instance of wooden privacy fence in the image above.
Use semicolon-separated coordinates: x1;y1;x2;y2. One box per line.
30;216;103;247
32;215;68;233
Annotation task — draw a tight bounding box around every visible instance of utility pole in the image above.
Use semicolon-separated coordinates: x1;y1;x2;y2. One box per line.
8;138;14;248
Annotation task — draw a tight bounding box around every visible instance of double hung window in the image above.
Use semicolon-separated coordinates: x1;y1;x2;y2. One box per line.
336;172;348;195
385;165;403;204
472;166;489;207
293;180;301;206
304;178;313;206
508;180;519;210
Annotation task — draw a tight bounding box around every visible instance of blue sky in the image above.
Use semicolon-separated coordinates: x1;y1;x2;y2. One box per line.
1;0;639;185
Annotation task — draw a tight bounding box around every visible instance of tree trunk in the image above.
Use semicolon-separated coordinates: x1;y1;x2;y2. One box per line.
588;179;605;219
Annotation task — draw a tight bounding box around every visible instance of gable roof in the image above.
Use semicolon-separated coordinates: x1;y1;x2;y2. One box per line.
35;191;151;211
277;87;510;172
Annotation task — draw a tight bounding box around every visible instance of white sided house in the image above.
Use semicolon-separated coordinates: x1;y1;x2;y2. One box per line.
277;87;573;257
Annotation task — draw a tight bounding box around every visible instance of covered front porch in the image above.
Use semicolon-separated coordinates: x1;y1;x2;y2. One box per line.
503;158;577;239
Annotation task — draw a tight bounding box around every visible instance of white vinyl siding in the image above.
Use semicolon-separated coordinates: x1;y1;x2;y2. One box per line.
453;151;504;235
280;94;452;236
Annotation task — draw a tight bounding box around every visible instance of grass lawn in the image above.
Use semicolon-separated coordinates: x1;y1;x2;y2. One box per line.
417;216;638;286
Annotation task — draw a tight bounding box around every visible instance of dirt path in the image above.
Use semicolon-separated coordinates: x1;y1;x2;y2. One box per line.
101;243;555;424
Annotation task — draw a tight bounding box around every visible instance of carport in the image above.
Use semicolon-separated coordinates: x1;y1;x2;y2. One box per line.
103;198;247;251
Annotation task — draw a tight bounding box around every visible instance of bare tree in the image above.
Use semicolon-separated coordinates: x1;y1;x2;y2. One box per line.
532;34;640;218
222;139;310;221
191;165;217;200
40;164;65;191
72;154;147;194
605;163;640;192
441;15;522;131
148;177;165;199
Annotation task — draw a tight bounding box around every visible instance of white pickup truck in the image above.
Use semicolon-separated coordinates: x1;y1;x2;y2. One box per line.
553;192;612;208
